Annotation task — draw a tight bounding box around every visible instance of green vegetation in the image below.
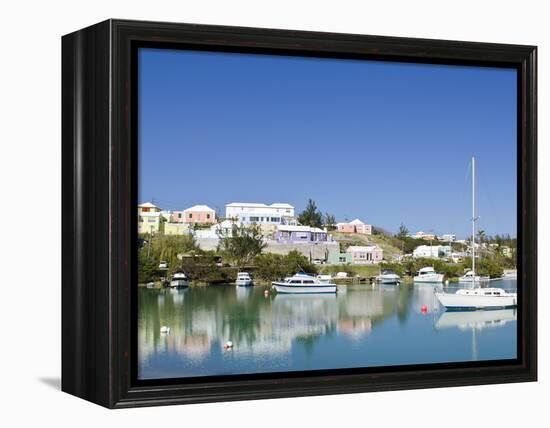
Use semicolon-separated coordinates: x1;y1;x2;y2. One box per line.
254;251;317;281
297;199;323;228
217;223;266;268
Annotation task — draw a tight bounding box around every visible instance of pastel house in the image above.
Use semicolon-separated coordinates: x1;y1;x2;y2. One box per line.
337;219;372;235
328;252;353;265
182;205;216;224
275;225;331;244
347;245;383;264
138;202;162;234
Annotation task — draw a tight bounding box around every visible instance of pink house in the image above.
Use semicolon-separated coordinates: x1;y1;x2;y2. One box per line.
182;205;216;224
337;219;372;235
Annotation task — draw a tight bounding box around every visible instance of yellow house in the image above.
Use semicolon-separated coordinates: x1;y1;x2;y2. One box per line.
138;202;162;235
164;223;191;236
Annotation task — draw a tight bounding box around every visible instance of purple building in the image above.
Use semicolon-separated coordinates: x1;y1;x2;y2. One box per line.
275;225;331;244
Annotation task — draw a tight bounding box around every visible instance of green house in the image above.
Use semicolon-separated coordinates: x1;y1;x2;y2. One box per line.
328;252;352;265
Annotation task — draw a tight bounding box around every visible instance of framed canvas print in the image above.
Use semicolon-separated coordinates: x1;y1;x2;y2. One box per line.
62;19;537;408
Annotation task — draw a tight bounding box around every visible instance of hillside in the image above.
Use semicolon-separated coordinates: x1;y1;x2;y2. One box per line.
331;231;403;260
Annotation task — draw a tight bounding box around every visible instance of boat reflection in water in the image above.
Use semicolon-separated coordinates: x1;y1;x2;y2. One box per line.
137;281;517;379
435;309;517;360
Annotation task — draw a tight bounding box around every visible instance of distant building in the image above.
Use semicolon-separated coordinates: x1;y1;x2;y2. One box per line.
439;234;456;242
182;205;216;224
225;202;295;226
275;225;331;244
138;202;162;234
347;245;383;264
413;245;452;259
327;252;353;265
336;219;372;235
413;231;436;241
164;223;191;236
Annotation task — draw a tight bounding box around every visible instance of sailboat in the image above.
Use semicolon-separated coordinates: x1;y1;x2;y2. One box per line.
435;157;517;310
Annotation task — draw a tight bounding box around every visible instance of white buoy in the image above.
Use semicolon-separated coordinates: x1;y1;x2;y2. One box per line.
445;280;450;285
160;326;170;334
223;341;233;349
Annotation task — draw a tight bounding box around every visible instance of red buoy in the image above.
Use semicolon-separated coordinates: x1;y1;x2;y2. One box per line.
420;305;428;313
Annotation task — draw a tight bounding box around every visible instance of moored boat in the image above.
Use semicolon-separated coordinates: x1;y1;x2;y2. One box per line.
435;287;517;311
272;272;337;294
376;269;400;284
414;266;444;283
170;272;189;288
459;270;489;283
236;272;253;287
435;157;517;310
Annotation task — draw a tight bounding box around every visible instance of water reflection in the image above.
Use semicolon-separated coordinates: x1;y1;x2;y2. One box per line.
138;280;517;379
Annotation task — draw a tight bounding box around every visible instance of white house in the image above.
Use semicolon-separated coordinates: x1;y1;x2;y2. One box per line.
438;234;457;242
413;245;452;259
225;202;295;225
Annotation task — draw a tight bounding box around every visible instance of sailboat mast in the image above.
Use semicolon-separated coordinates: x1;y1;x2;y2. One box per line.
472;157;476;279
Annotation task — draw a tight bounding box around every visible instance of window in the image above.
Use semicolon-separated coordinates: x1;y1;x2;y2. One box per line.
178;213;182;218
207;214;210;219
189;213;192;218
303;280;314;284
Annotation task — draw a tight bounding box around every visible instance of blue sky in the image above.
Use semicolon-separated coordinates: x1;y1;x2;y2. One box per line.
138;48;517;239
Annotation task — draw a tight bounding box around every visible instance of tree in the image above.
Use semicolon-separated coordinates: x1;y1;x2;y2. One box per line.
298;199;323;228
217;223;267;267
324;213;336;231
396;223;409;239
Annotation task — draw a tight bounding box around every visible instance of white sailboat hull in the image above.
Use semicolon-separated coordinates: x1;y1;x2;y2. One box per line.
436;292;517;310
272;282;337;294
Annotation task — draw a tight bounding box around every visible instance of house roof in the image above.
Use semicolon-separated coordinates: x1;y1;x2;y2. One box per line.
226;202;294;209
138;202;160;209
278;225;325;233
269;203;294;209
184;205;215;212
349;218;365;225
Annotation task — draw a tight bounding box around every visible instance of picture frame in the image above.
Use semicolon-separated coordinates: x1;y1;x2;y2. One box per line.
62;19;537;408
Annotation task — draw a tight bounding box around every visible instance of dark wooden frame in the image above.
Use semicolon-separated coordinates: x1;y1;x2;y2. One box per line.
62;19;537;408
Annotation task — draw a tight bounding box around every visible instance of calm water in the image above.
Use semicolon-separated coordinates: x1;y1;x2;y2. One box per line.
138;279;517;379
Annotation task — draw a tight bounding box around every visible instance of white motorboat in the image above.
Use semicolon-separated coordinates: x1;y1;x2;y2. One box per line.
436;157;517;310
236;272;253;287
316;274;333;284
376;269;400;284
272;272;337;294
170;272;189;288
413;266;444;283
459;270;489;283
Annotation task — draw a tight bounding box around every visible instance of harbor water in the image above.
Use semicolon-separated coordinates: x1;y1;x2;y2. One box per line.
138;279;517;379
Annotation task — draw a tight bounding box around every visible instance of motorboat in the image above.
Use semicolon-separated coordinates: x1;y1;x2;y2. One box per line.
413;266;444;283
435;157;517;310
316;274;333;284
169;272;189;288
236;272;253;286
459;270;489;283
272;272;337;294
376;269;400;284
